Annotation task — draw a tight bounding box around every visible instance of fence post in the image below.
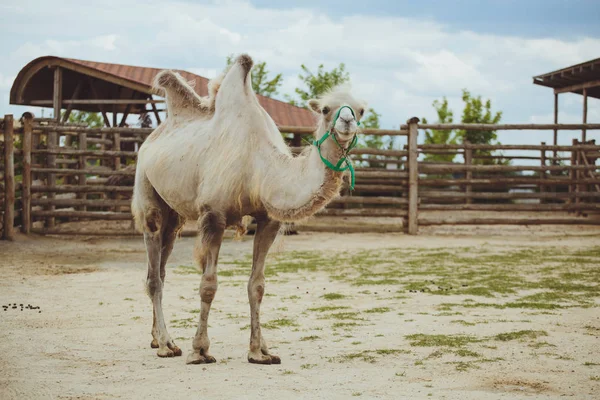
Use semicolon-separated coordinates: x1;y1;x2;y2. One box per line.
407;117;419;235
46;128;57;228
22;114;33;233
78;131;87;211
540;142;546;204
3;115;15;240
575;139;581;215
568;139;575;210
464;141;472;205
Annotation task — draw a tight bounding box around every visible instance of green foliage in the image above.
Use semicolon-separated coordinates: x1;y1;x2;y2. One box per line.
60;110;104;128
226;55;282;98
422;98;459;163
288;63;350;105
424;90;505;165
459;89;502;145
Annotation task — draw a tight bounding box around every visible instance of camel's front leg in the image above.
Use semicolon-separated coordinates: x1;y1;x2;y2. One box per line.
248;217;281;364
186;211;225;365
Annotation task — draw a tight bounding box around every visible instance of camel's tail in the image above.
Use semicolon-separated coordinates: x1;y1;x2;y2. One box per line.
153;71;223;119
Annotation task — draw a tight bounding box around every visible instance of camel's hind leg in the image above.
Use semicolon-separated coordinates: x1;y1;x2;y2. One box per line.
186;210;225;365
247;216;281;364
149;207;185;354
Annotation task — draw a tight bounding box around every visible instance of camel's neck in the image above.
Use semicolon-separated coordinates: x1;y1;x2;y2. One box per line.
259;128;346;222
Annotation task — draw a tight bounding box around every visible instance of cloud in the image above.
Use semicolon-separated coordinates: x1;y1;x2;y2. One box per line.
0;0;598;136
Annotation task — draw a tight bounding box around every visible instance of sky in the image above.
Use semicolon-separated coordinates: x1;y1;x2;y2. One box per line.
1;0;599;148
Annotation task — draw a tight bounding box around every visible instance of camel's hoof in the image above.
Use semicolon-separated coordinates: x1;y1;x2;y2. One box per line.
186;352;216;365
169;345;182;357
248;353;280;365
157;348;175;358
150;339;159;349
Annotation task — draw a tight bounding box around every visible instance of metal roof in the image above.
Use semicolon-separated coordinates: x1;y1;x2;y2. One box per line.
533;57;600;99
10;56;315;127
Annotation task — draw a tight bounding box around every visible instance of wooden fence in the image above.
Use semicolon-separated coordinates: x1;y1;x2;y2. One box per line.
1;114;598;239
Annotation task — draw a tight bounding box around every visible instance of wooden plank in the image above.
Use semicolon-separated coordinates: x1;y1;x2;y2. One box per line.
46;128;57;228
554;78;600;94
330;196;408;205
31;167;134;176
53;67;62;122
583;88;588;142
418;123;600;131
31;210;131;220
150;97;162;125
419;203;600;211
419;144;600;151
540;142;547;202
419;191;600;199
32;149;137;157
420;164;597;173
419;177;600;186
78;131;87;211
61;80;82;123
31;185;133;193
32;198;130;207
30;99;165;105
21;114;33;233
278;126;409;136
407;117;419;235
464;141;472;205
419;218;600;226
3;115;15;240
318;208;408;217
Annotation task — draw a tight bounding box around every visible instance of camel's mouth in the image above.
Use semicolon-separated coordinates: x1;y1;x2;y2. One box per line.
331;128;357;148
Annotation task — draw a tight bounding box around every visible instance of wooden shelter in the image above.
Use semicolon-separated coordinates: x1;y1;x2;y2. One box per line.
10;56;314;128
533;57;599;145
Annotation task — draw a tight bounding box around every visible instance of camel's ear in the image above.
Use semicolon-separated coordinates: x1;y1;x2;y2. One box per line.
308;99;321;113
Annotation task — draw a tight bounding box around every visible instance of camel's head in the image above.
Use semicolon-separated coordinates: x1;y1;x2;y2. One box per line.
308;87;367;147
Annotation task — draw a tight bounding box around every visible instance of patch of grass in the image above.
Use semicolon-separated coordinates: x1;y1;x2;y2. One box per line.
529;341;556;349
449;361;480;372
321;293;347;300
300;335;320;341
352;392;362;397
124;298;134;301
301;363;317;369
405;334;482;347
451;320;476;326
351;341;362;345
584;362;600;366
455;349;481;358
173;265;199;275
308;306;349;312
131;316;141;321
282;370;295;375
171;317;195;328
332;322;360;329
262;318;298;329
590;376;600;381
323;312;364;321
364;307;391;314
494;330;547;342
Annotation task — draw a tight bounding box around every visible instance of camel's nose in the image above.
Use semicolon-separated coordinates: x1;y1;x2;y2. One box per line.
338;107;354;124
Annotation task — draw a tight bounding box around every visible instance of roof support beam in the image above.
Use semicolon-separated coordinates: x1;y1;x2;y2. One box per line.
61;80;82;123
554;79;600;94
53;67;62;122
583;89;588;142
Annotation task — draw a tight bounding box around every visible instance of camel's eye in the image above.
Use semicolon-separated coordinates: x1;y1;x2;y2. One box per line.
322;106;330;115
360;109;365;116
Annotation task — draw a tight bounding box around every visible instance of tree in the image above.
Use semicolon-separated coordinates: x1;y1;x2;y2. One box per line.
287;63;350;106
458;89;502;145
422;98;459;163
60;110;104;128
226;55;282;98
424;90;504;164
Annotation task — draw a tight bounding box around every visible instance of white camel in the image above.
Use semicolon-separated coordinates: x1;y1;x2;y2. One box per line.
132;54;367;365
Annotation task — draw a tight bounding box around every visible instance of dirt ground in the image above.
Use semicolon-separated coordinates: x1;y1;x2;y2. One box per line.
1;224;599;399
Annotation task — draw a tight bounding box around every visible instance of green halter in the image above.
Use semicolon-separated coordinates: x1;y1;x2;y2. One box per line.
313;105;360;190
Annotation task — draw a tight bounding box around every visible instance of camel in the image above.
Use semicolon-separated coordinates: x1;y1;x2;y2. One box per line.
132;54;367;365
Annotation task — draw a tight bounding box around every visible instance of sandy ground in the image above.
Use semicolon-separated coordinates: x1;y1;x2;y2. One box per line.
0;224;599;400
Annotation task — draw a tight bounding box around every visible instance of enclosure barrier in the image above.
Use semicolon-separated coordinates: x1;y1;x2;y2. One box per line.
0;114;598;239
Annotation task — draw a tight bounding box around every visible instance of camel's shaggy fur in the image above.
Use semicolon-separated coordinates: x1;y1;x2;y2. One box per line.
132;54;367;365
